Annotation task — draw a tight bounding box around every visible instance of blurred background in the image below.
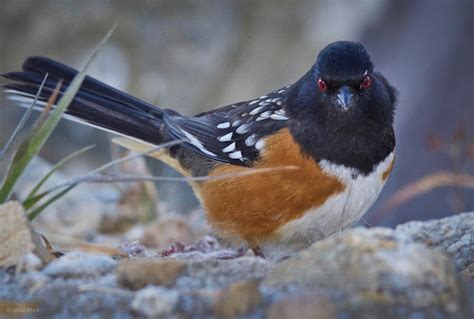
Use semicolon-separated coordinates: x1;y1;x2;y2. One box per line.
0;0;473;238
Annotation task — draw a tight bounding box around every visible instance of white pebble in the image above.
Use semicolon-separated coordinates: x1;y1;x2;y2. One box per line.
131;286;179;318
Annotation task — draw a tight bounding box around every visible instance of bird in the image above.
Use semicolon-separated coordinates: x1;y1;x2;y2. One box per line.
2;41;396;260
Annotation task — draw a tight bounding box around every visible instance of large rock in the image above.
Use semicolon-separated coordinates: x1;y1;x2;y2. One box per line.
263;227;469;318
43;251;117;278
395;212;473;272
0;212;472;318
0;201;52;267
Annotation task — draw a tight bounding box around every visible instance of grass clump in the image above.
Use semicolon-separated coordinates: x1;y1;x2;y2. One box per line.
0;25;116;220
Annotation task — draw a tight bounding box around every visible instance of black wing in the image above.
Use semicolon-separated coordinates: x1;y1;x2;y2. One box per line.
164;85;292;166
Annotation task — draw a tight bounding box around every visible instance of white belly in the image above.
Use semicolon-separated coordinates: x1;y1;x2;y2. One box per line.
261;152;394;260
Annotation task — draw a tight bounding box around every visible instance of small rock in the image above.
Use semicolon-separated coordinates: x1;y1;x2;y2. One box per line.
117;259;187;290
267;290;337;319
131;285;179;318
15;253;43;273
214;280;262;318
123;216;199;249
0;201;52;267
118;241;147;258
174;257;270;290
18;271;48;293
142;218;197;248
43;251;117;278
160;235;245;260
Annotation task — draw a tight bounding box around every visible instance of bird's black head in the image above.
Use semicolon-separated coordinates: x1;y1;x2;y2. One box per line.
286;41;397;174
287;41;396;127
316;41;373;85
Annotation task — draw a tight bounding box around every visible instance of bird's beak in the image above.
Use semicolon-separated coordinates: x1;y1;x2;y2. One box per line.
336;86;353;110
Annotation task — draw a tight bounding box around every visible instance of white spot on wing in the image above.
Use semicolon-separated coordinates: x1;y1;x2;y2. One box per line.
218;132;233;142
236;124;249;134
256;111;272;121
217;122;230;129
229;151;243;159
255;139;265;150
245;134;257;146
181;130;216;156
260;111;272;118
249;106;264;115
232;120;242;127
270;114;289;120
222;142;236;153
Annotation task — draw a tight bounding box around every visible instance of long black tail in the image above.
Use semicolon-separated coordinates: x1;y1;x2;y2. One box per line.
2;56;165;144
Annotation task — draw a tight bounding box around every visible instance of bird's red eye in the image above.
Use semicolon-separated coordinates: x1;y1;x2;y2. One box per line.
360;75;371;89
317;79;327;92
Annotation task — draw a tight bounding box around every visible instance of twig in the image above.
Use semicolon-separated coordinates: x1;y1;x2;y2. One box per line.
35;140;184;195
371;171;474;224
45;165;299;188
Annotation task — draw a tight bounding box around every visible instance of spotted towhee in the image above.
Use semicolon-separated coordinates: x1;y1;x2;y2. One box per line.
3;41;396;259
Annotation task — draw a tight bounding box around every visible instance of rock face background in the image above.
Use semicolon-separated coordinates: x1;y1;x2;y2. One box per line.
0;0;473;225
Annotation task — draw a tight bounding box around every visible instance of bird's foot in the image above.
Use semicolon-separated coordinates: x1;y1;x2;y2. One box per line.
251;245;265;259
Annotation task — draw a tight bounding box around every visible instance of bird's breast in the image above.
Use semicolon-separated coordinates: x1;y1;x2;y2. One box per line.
194;128;394;260
196;128;344;240
260;151;395;259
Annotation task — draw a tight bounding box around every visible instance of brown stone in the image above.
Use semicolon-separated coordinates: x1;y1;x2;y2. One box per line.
74;243;128;258
214;280;262;318
0;201;52;267
141;218;197;248
116;258;187;290
267;291;337;319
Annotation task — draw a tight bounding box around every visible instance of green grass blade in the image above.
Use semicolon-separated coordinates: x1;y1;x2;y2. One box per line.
0;24;117;203
22;191;48;211
0;80;63;203
27;185;75;221
0;74;49;161
23;144;95;208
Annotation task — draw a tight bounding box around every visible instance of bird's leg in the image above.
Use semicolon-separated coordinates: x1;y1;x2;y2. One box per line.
250;245;265;258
